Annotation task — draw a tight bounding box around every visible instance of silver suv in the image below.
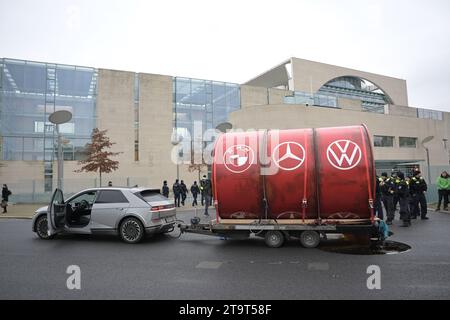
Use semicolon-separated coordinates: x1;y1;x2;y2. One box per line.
32;187;176;244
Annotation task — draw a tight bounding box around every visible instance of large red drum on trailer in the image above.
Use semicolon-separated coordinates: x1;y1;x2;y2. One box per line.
212;125;375;221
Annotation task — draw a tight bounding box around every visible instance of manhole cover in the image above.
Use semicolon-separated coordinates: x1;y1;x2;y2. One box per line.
319;240;411;255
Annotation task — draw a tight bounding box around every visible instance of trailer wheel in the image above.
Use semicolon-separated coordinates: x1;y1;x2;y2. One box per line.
264;231;285;248
300;231;320;248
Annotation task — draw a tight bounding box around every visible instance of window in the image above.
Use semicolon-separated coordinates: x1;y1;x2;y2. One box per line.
134;190;166;203
417;108;443;120
374;135;394;147
95;190;129;204
68;191;98;206
399;137;417;148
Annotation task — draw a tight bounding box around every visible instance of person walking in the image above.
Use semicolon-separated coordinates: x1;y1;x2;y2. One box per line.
107;181;113;187
380;172;395;225
173;179;181;207
180;180;188;206
436;171;449;212
436;171;450;211
391;171;400;212
396;172;411;227
203;176;213;216
1;184;11;214
190;181;200;206
200;175;206;206
375;175;384;220
410;170;429;220
406;176;415;217
162;180;170;198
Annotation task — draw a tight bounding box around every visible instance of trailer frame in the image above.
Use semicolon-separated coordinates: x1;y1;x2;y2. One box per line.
178;218;385;248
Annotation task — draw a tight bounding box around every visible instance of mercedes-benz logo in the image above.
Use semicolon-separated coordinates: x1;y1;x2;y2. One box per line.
272;142;306;171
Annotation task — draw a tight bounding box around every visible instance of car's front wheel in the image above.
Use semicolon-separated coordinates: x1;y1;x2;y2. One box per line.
119;217;144;244
35;215;54;240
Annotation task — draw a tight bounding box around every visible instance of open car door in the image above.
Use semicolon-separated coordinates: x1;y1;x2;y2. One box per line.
47;189;65;236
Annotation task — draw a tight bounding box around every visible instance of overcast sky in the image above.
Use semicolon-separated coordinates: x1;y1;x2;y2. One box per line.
1;0;449;112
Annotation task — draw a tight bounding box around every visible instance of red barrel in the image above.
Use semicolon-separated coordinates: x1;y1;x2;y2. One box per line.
212;125;375;221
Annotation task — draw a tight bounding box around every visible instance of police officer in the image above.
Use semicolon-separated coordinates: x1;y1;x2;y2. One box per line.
203;176;213;216
396;172;411;227
380;172;395;225
375;175;384;220
162;180;169;198
190;181;200;206
391;171;400;212
173;179;181;207
406;176;415;217
200;175;206;205
410;170;429;220
180;180;188;206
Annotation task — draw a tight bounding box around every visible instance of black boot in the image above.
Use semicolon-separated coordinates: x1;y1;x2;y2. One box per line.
400;221;410;227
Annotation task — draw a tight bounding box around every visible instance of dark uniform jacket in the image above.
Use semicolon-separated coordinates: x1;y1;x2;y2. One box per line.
162;185;169;197
409;176;427;195
375;177;382;196
180;183;188;195
173;183;181;195
203;179;213;197
190;184;200;196
2;188;11;201
379;177;395;196
395;179;410;199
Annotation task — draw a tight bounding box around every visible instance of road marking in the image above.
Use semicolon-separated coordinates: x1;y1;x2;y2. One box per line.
196;261;223;269
308;262;330;271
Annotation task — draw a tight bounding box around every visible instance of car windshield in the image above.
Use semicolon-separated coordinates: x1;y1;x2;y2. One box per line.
134;190;167;203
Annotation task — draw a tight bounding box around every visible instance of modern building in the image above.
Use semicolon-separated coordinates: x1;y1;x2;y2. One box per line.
1;57;449;202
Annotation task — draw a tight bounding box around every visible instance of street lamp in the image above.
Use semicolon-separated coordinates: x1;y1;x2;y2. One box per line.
49;110;73;191
215;122;233;133
421;136;434;184
171;130;183;180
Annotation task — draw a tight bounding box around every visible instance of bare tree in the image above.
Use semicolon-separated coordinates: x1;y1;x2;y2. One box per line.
75;128;121;186
188;163;208;182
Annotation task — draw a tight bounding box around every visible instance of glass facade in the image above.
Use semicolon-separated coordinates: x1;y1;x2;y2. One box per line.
0;58;97;190
284;91;338;108
173;77;240;139
318;76;390;114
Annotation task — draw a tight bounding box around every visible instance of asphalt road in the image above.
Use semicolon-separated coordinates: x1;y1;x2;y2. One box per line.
0;210;449;300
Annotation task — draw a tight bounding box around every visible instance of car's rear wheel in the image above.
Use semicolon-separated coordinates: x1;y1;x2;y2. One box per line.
35;215;54;240
119;217;144;244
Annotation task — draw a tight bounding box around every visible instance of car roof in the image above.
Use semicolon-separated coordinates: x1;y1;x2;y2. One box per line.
77;187;160;192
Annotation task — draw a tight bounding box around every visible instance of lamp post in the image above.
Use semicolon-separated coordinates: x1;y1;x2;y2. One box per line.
215;122;232;133
171;130;183;180
49;110;72;191
421;136;434;184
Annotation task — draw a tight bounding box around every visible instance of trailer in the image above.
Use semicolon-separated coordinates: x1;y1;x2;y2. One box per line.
178;216;387;248
177;125;391;248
